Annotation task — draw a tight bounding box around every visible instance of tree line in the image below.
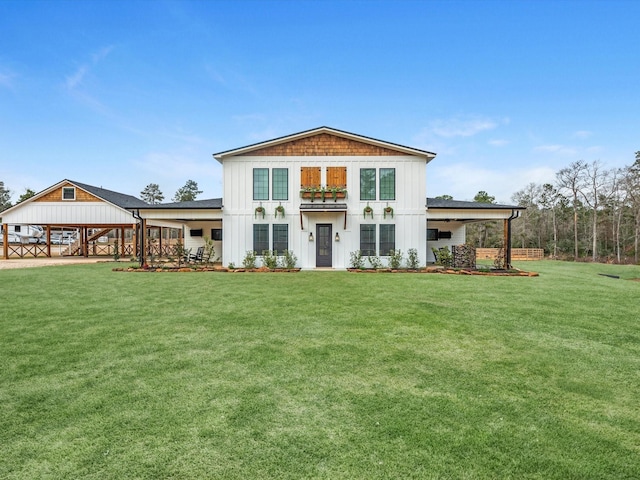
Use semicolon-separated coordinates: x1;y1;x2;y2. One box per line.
465;151;640;264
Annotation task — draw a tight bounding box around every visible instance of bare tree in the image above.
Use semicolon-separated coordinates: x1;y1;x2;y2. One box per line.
578;160;611;261
556;161;587;258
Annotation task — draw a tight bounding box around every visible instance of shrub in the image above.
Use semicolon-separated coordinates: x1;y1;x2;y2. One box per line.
112;239;120;261
349;250;365;269
203;235;216;264
388;249;403;269
242;250;257;269
261;250;279;269
368;255;383;269
282;250;298;269
407;248;420;269
432;246;452;267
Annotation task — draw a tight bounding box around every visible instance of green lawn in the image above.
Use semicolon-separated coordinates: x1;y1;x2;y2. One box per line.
1;261;639;479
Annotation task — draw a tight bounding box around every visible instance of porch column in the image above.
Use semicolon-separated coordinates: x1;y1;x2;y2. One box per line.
83;227;89;257
120;227;125;257
46;225;51;258
132;224;137;257
504;219;512;269
139;218;146;266
2;223;8;259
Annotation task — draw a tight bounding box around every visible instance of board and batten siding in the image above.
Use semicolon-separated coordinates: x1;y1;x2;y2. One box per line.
0;202;136;225
426;221;466;263
222;154;427;268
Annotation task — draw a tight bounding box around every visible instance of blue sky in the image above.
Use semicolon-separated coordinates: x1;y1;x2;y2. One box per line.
1;0;639;204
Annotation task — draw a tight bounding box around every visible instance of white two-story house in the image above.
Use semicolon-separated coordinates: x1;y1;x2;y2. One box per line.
2;126;522;267
213;126;520;269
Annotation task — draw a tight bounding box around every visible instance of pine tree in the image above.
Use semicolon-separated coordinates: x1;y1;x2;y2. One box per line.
0;181;12;212
173;180;202;202
140;183;164;204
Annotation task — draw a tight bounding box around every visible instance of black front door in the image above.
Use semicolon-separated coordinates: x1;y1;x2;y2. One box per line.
316;224;332;267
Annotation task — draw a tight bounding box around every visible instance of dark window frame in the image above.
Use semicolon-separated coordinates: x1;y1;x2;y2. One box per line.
360;224;376;256
272;224;289;255
253;224;269;254
62;187;76;201
211;228;222;241
379;168;396;201
272;168;288;201
253;168;269;201
379;224;395;256
360;168;376;201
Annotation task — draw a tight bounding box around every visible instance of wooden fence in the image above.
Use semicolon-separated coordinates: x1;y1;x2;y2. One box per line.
476;248;544;261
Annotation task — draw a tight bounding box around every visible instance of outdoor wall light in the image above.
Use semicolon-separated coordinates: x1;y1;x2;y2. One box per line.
308;232;314;242
335;232;340;242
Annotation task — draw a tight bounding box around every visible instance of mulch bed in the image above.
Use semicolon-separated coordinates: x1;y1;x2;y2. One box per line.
348;267;538;276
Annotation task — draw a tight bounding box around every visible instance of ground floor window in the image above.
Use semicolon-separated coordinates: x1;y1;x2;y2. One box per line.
272;224;288;254
253;224;269;254
379;224;395;255
360;224;376;256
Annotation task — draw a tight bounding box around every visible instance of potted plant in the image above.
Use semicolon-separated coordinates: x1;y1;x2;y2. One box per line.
255;203;265;219
275;203;285;218
383;204;394;219
363;203;373;219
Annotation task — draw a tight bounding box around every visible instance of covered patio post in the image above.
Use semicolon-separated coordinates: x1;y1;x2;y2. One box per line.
2;223;8;259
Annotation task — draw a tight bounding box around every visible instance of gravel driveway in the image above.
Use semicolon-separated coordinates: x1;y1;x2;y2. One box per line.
0;257;113;270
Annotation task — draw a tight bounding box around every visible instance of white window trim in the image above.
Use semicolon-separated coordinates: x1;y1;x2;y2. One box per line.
62;187;76;201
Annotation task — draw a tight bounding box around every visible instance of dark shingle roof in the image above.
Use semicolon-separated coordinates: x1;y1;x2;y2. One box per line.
426;197;524;210
142;198;223;209
70;180;149;209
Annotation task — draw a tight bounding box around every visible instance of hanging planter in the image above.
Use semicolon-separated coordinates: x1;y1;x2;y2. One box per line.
255;203;265;219
275;203;285;219
363;203;374;219
383;205;394;219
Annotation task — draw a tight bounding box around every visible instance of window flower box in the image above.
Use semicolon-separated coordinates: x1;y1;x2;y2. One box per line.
300;187;347;202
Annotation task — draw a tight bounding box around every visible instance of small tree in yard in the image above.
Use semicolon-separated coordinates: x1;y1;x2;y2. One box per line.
202;235;216;264
407;248;420;269
174;240;189;267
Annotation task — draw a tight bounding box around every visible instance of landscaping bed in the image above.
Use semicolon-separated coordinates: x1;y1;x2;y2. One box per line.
348;266;539;276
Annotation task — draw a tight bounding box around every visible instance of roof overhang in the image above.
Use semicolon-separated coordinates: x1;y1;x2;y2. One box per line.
299;203;348;212
213;126;436;163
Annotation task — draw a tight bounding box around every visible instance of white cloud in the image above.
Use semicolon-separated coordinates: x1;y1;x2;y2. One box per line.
64;45;114;90
428;115;499;138
488;139;509;147
573;130;593;139
65;65;89;89
534;144;578;156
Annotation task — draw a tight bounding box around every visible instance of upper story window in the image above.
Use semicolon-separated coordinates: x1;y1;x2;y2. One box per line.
253;168;269;200
360;168;376;201
272;168;288;201
62;187;76;201
379;168;395;200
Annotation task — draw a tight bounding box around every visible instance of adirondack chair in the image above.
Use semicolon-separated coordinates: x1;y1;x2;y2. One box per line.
189;246;204;263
